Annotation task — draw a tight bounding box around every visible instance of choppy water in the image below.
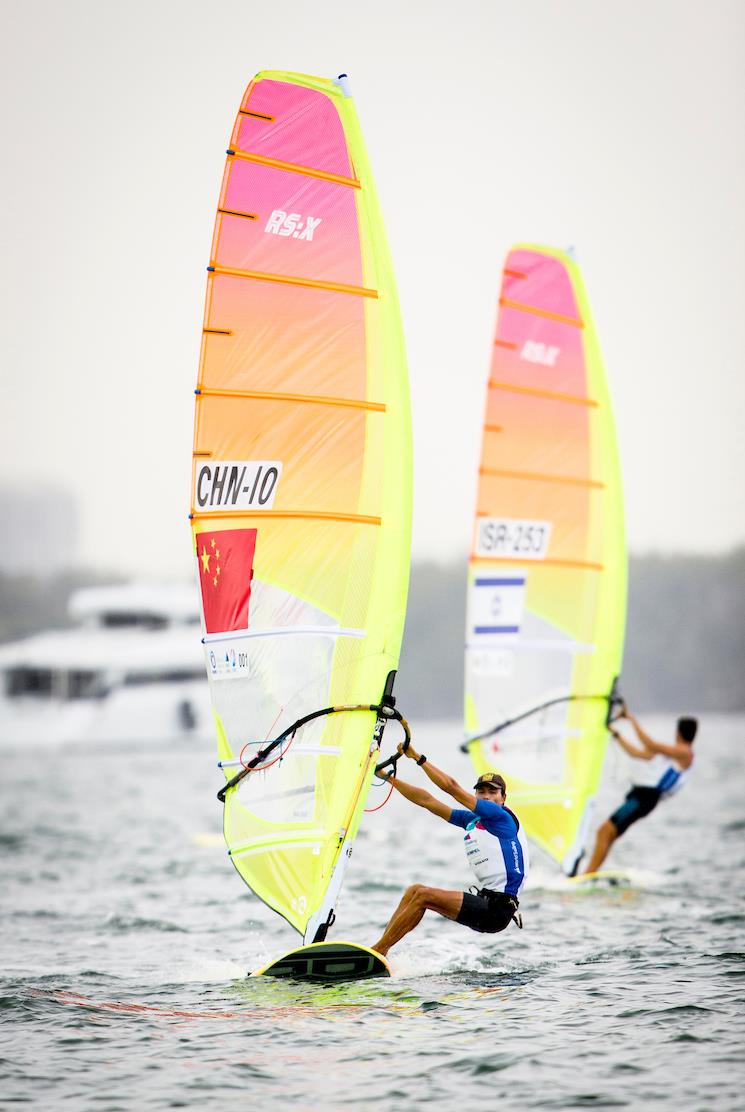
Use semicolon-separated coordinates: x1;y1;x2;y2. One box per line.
1;714;744;1110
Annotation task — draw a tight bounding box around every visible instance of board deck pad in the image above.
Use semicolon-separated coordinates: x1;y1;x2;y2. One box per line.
252;941;391;983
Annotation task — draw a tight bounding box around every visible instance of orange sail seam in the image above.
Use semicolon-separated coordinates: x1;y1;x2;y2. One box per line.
483;424;503;434
479;467;605;490
227;148;361;189
195;386;385;413
488;379;599;408
503;268;527;280
494;339;518;350
499;297;584;329
208;264;378;299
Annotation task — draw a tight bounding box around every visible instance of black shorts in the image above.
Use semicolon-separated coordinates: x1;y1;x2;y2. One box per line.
609;786;662;836
457;889;518;934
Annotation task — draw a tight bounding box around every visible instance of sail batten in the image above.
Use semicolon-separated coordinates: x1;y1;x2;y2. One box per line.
207;264;379;298
195;387;386;412
192;70;411;938
499;297;585;328
464;245;626;873
488;379;600;407
227;147;362;188
479;466;605;488
190;510;383;525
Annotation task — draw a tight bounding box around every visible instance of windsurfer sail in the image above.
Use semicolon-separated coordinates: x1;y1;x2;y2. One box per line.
462;245;626;876
190;71;412;955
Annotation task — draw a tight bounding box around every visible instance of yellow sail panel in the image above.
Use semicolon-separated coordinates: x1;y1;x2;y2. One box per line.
191;72;411;936
465;245;626;872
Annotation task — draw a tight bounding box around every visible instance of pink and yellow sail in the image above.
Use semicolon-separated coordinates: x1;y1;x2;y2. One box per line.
464;245;626;874
191;72;411;940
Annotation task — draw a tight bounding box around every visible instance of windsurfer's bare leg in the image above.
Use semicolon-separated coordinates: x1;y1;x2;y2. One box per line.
584;820;619;874
372;885;464;956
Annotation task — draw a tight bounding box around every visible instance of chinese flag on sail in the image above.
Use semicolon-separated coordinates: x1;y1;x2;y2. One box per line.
195;528;257;635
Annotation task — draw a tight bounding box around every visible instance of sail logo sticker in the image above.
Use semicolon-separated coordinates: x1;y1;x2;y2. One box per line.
520;341;560;366
195;461;282;511
470;648;514;678
476;517;551;560
207;643;253;680
264;210;322;241
470;576;526;637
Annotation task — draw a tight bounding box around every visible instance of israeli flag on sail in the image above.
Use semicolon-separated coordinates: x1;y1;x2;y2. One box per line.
469;576;526;638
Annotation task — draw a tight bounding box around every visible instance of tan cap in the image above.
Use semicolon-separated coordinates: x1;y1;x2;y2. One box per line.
473;772;506;791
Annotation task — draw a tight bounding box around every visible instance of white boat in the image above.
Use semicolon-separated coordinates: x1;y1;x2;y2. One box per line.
0;583;211;745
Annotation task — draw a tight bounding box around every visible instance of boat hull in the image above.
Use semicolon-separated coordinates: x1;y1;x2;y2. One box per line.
0;680;211;746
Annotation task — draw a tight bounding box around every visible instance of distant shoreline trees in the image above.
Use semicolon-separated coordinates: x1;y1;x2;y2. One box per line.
395;548;745;717
0;548;742;716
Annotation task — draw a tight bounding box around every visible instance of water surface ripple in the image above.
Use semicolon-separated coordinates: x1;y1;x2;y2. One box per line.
1;715;743;1109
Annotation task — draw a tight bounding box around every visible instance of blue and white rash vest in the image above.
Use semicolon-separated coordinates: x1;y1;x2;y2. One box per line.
448;799;530;897
631;753;692;797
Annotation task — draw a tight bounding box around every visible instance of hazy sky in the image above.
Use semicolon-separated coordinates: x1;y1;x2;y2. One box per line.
2;0;743;577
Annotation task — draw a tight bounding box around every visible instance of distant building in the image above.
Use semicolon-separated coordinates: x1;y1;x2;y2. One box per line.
1;485;79;574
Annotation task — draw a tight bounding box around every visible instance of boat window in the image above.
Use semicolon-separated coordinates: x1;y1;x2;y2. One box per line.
99;612;168;630
67;671;107;699
5;667;54;698
123;670;205;686
4;667;105;700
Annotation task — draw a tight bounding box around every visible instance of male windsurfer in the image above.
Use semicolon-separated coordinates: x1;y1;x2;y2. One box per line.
371;745;528;957
583;708;697;873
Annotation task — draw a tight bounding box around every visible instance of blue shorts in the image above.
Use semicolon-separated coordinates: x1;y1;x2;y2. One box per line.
610;787;661;836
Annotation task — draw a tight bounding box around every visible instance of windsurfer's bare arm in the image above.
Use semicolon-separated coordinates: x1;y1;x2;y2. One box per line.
624;712;661;751
610;726;653;761
396;744;475;809
623;712;693;767
389;775;453;821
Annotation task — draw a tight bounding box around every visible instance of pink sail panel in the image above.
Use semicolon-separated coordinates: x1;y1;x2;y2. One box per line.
493;249;587;399
233;79;354;179
216;160;364;286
